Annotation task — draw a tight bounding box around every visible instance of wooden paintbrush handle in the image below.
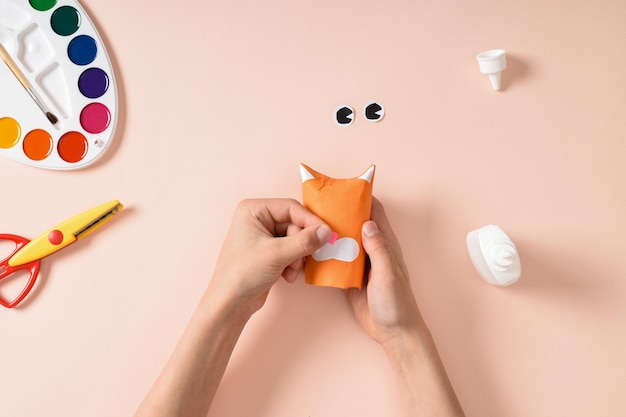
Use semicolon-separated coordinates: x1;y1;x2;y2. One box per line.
0;43;31;89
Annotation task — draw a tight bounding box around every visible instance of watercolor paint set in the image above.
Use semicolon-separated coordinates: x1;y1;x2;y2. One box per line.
0;0;117;170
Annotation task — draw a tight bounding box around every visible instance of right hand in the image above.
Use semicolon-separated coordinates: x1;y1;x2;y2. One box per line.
209;198;332;318
346;198;424;347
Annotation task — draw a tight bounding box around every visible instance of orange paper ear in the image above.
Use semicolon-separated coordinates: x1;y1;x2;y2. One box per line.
300;163;375;289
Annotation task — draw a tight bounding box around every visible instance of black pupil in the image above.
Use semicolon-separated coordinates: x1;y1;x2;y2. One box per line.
336;107;353;124
365;103;382;120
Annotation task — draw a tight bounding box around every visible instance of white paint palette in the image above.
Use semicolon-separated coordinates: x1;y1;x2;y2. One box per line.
0;0;117;170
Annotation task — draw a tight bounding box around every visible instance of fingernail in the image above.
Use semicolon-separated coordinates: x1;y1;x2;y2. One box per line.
316;225;333;244
363;221;379;237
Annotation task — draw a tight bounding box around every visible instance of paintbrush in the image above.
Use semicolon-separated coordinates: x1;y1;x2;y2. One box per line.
0;43;59;125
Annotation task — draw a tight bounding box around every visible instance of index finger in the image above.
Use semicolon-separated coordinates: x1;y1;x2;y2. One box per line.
246;198;328;231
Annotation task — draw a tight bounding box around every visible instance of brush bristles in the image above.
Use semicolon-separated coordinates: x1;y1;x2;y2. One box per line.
46;112;58;125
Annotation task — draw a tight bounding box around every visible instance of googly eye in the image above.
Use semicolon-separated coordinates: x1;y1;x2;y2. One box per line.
364;101;384;122
335;105;354;126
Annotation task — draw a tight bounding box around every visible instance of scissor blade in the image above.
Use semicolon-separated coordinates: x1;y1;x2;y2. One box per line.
74;202;123;240
8;200;123;267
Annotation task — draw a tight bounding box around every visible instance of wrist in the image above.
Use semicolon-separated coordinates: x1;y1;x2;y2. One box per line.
196;281;255;330
381;324;465;416
381;323;434;362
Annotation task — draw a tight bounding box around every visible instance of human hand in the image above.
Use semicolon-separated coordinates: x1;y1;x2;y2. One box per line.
135;200;332;417
208;199;333;316
346;198;424;348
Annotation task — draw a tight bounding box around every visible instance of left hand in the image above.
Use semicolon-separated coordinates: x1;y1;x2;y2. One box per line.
208;198;332;315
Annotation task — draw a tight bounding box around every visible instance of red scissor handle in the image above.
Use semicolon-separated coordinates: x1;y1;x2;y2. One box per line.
0;234;41;308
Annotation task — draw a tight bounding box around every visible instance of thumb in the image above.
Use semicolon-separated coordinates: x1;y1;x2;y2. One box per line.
361;221;396;272
273;224;333;266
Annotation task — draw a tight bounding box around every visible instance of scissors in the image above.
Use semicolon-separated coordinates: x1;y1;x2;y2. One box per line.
0;200;123;308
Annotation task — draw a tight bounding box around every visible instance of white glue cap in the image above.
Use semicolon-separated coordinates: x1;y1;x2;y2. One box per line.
476;49;507;90
467;224;521;286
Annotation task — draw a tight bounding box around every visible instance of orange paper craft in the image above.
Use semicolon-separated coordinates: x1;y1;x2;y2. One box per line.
300;163;375;289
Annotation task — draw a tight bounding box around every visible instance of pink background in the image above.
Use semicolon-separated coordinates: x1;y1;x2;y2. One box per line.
2;0;625;415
